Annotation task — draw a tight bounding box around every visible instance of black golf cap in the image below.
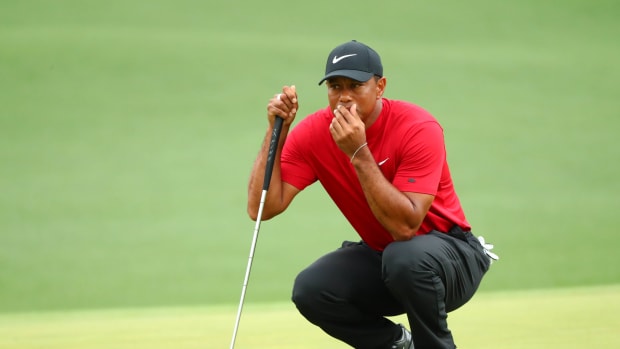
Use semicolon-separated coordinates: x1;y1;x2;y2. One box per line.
318;40;383;85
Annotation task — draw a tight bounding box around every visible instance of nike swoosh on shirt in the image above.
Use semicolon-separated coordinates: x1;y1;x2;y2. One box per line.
378;158;390;166
332;54;357;64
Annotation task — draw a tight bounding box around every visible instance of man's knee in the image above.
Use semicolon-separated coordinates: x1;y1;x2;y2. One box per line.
291;268;321;314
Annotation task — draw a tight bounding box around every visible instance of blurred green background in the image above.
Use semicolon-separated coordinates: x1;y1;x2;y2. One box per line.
1;0;618;314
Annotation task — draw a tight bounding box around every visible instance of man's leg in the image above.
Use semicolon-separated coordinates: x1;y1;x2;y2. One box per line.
292;241;405;349
382;231;490;349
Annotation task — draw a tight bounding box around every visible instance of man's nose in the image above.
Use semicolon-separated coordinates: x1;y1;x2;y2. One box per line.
339;88;353;102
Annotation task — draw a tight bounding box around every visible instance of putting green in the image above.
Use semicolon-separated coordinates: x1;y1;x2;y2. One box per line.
1;284;617;349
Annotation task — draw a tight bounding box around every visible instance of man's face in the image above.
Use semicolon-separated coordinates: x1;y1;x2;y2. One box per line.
325;76;385;123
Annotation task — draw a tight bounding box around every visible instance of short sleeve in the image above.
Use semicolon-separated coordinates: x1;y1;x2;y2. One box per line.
280;121;318;191
392;121;445;195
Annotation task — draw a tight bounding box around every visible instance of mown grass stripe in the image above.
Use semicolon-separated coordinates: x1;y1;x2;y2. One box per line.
0;285;618;349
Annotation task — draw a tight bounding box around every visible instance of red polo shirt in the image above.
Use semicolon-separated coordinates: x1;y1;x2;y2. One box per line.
281;98;469;251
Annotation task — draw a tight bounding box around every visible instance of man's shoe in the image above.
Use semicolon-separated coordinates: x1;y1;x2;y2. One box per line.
391;324;414;349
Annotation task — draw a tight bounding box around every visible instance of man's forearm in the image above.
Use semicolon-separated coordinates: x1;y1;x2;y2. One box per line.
247;126;288;221
351;148;425;240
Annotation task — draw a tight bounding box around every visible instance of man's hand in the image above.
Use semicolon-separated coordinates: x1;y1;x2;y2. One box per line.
267;85;298;127
330;103;367;158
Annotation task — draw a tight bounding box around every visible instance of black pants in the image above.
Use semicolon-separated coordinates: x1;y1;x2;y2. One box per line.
291;228;490;349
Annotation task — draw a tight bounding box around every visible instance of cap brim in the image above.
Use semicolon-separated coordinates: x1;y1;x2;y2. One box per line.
318;70;374;85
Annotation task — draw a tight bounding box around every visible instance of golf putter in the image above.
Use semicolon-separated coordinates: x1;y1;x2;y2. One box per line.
230;116;284;349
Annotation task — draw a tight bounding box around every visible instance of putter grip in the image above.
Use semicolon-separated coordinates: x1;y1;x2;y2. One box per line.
263;116;284;191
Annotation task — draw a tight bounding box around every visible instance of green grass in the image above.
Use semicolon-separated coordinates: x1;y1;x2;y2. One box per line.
1;0;619;314
1;285;618;349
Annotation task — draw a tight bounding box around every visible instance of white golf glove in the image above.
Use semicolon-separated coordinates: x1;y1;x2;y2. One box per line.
477;236;499;263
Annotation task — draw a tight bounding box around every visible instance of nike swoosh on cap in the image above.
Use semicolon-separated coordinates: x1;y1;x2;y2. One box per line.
332;54;357;64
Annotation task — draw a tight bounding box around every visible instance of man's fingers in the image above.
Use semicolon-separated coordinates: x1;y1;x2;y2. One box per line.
334;104;355;124
330;115;343;136
282;85;298;115
275;85;299;116
284;85;297;104
279;85;297;105
331;103;366;155
336;104;359;122
268;85;298;123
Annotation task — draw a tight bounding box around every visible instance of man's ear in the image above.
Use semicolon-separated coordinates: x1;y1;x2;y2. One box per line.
377;76;387;99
